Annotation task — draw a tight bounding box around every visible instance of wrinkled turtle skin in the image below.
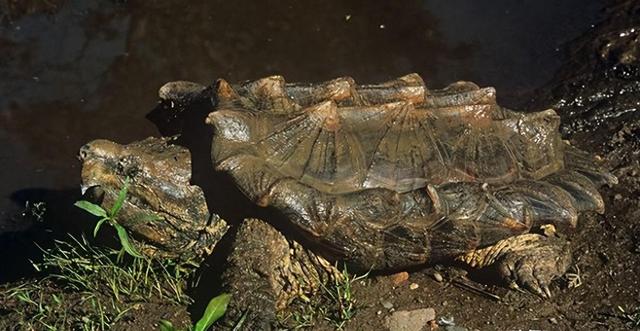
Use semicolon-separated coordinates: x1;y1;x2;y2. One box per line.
192;73;617;296
79;137;228;261
220;218;341;330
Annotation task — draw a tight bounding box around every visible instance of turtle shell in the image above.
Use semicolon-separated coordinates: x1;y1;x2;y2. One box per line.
207;74;565;197
204;74;617;269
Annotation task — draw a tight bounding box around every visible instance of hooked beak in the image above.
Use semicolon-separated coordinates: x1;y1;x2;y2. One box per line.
80;184;100;195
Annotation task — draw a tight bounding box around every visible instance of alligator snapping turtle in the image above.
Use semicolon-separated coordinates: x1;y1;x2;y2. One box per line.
81;73;616;328
197;73;618;294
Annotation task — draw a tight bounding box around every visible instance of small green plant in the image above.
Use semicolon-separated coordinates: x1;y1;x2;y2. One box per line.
74;177;143;258
7;283;69;330
33;235;194;304
280;264;369;330
319;265;368;329
4;279;130;331
159;293;231;331
1;234;196;330
1;176;204;330
281;303;316;329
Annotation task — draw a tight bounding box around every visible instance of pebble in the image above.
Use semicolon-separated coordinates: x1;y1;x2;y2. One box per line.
433;272;444;282
382;300;394;309
438;316;455;326
384;308;436;331
549;317;558;324
614;193;623;200
391;271;410;285
409;283;419;290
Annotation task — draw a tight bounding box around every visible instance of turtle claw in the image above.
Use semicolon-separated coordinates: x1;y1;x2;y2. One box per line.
542;284;552;298
495;235;571;298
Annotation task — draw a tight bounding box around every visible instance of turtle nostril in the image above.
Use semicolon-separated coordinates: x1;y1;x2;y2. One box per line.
79;146;89;160
116;161;125;173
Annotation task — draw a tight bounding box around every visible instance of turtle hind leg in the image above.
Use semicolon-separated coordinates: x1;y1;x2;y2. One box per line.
220;219;280;330
457;233;571;298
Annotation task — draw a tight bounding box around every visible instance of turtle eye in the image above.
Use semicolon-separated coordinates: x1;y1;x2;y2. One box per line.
117;156;141;179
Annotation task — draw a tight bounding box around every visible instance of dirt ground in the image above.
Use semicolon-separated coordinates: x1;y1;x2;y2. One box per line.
0;279;192;330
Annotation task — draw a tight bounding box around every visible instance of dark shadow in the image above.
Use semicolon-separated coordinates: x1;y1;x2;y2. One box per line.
1;188;95;283
147;96;266;224
148;98;350;313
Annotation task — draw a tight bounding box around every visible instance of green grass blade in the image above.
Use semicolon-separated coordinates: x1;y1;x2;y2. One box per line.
74;201;108;218
193;293;231;331
93;218;109;237
113;224;143;258
158;320;176;331
110;177;130;216
232;311;248;331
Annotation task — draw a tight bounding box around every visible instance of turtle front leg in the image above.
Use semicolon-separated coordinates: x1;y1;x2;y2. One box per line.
457;232;571;298
221;218;339;330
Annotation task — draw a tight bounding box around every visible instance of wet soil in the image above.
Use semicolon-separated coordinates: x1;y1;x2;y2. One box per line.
2;0;640;330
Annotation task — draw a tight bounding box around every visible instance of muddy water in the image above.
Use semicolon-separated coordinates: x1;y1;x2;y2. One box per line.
0;0;603;280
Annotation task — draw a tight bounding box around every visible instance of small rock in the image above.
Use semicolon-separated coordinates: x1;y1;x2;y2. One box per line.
409;283;420;290
549;317;558;324
391;271;410;285
384;308;436;331
438;316;455;326
614;193;623;200
382;300;394;310
433;272;444;282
